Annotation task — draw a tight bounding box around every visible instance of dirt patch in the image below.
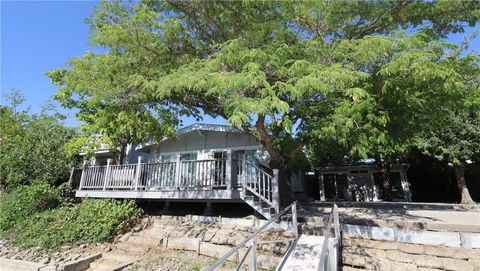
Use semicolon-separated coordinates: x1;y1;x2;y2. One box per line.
125;249;242;271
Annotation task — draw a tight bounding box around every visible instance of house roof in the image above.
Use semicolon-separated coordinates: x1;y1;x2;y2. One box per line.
176;123;239;135
135;123;241;151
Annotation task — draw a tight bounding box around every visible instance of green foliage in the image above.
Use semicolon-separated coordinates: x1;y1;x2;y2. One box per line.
9;198;141;250
415;111;480;166
0;182;62;233
48;0;480;173
0;92;78;189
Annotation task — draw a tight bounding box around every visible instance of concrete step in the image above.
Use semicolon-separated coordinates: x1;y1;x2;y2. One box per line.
125;235;163;247
88;257;135;271
101;251;139;262
116;242;153;254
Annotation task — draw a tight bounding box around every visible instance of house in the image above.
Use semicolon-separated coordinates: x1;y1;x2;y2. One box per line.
74;123;291;219
317;164;411;202
79;136;149;166
73;123;411;219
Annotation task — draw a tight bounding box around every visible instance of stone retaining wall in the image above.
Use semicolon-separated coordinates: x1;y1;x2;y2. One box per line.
342;236;480;271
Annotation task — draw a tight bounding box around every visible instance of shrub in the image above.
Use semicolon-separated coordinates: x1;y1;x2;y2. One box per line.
0;182;61;233
11;199;141;250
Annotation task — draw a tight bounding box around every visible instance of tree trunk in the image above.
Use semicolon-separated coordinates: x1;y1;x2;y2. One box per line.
117;142;128;165
381;161;392;201
453;164;475;204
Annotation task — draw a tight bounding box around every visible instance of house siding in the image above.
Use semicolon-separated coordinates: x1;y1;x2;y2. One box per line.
149;131;264;163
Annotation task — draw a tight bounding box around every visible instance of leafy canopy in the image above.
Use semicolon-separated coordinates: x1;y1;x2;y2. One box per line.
48;0;480;168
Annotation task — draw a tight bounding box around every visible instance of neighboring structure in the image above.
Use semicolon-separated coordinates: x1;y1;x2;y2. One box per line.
318;164;411;202
80;136;149;166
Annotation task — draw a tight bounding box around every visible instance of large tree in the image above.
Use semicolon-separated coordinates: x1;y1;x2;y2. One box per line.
415;107;480;203
48;0;480;204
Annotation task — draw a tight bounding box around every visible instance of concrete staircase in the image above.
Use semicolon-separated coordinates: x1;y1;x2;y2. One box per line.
86;227;165;271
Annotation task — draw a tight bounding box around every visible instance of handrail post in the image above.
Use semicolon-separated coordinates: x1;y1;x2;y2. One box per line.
103;158;112;190
175;154;182;189
79;160;88;190
333;203;340;239
241;158;247;197
249;238;257;271
272;169;280;214
226;149;233;190
292;201;298;239
134;156;143;190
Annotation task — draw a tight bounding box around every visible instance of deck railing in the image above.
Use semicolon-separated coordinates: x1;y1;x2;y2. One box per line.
78;156;231;191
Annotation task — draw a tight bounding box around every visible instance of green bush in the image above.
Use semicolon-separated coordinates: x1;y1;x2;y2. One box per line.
0;182;61;233
11;199;141;250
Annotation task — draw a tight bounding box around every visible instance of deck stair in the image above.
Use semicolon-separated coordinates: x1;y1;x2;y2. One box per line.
239;160;280;220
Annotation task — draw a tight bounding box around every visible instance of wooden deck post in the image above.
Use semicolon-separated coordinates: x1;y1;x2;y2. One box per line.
225;149;233;190
103;158;112;190
79;160;88;190
175;154;182;189
272;169;280;214
241;158;247;198
134;156;143;190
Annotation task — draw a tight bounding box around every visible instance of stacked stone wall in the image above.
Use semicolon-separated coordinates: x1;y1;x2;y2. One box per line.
342;236;480;271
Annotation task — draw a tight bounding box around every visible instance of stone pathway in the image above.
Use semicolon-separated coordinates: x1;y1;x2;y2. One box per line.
85;216;292;270
300;202;480;233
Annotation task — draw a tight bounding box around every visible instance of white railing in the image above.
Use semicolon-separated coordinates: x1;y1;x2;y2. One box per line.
80;166;106;189
140;162;177;190
179;159;226;188
240;160;279;213
78;157;230;191
107;164;137;189
317;203;341;271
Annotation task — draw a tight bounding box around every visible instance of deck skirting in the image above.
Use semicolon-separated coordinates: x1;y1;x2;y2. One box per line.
75;189;242;202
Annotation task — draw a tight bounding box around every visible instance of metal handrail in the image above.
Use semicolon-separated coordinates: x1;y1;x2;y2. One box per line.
317;203;340;271
204;201;299;271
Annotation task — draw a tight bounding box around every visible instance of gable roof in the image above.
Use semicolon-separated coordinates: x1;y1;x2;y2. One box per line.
135;123;241;151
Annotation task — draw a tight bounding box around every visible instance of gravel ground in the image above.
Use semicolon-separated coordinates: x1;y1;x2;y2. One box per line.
125;249;247;271
0;236;108;266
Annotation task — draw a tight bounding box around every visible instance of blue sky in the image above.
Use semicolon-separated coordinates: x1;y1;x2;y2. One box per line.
1;1;478;127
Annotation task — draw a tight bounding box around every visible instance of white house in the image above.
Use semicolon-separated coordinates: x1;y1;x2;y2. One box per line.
74;123;295;219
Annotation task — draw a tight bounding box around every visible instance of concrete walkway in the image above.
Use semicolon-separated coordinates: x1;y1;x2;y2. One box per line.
280;235;324;271
300;202;480;233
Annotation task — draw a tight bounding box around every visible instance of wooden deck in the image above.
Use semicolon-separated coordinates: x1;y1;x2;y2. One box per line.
72;154;281;218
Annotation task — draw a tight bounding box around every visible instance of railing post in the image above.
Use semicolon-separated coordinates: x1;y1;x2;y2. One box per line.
134;156;143;190
241;158;247;197
79;160;88;190
103;158;112;190
333;203;340;239
292;201;298;239
272;169;280;214
225;150;233;190
249;238;257;271
175;154;182;189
